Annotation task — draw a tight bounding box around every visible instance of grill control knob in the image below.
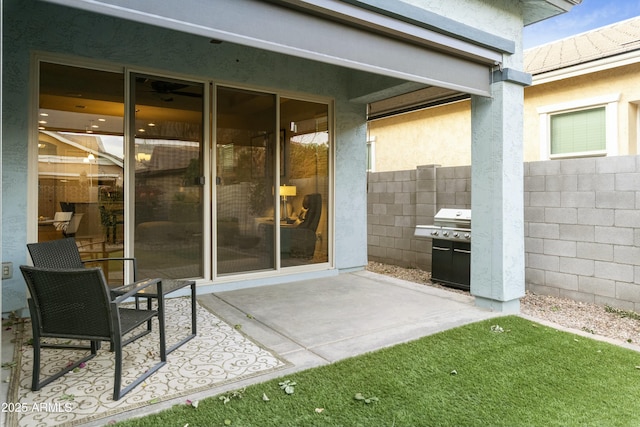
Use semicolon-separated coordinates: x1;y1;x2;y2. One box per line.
464;233;470;239
442;231;449;237
453;232;459;238
431;230;439;236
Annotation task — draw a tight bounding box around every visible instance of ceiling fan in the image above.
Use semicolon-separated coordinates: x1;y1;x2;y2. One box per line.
138;78;203;102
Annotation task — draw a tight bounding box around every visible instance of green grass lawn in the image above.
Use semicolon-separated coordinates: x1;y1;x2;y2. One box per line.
117;316;640;427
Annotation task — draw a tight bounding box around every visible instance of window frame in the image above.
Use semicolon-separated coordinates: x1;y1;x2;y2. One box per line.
537;93;620;160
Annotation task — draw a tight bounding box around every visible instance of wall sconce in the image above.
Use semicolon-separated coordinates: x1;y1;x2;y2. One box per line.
280;185;297;220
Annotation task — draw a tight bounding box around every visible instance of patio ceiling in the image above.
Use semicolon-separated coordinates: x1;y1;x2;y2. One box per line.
39;0;580;122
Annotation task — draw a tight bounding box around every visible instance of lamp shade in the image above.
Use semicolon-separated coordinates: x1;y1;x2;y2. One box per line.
280;185;297;197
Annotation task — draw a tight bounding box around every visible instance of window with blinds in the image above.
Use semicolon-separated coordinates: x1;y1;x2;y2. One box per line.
550;107;606;156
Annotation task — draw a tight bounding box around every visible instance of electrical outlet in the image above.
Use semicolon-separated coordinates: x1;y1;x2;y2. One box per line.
2;262;12;279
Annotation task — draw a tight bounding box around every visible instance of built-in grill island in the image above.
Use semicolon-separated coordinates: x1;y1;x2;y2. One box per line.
414;208;471;291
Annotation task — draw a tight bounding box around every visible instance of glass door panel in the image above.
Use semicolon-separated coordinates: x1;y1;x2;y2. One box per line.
132;75;205;279
37;62;127;285
216;87;276;275
280;98;329;267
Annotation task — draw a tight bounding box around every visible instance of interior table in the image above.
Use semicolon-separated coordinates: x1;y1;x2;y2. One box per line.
113;278;197;361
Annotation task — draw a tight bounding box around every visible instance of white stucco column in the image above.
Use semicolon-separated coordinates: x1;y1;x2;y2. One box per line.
470;69;530;313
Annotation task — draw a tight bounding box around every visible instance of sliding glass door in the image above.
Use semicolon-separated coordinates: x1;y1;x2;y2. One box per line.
37;62;126;284
37;61;329;283
215;87;277;275
132;75;205;279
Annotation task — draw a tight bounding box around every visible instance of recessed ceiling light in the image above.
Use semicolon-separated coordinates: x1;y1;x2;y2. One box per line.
98;118;106;122
148;123;156;127
38;126;45;130
87;130;93;134
38;120;47;124
40;112;49;117
91;124;99;128
138;128;145;132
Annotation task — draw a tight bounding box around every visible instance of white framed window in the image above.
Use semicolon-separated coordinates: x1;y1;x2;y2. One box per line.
538;93;619;160
366;136;376;172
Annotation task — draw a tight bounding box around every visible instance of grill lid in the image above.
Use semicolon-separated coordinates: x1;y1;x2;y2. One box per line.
433;208;471;229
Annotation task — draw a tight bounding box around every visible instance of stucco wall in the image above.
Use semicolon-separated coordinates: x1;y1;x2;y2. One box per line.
368;100;471;172
2;0;368;314
523;63;640;161
368;155;640;311
370;62;640;171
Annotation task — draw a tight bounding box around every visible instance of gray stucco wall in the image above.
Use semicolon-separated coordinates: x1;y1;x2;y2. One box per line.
2;0;369;314
367;155;640;311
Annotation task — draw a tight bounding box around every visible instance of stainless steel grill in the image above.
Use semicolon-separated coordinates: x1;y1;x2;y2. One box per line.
414;208;471;242
415;208;471;290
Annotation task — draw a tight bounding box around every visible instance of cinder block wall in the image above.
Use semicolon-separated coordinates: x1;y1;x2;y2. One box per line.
367;155;640;310
525;156;640;311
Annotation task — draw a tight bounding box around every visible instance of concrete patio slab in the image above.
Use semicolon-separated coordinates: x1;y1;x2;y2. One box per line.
3;271;499;426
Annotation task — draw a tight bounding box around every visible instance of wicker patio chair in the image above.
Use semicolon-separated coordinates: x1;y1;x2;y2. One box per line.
27;237;138;282
19;265;166;401
27;238;151;348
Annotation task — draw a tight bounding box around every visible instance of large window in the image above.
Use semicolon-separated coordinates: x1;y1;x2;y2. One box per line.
538;94;619;160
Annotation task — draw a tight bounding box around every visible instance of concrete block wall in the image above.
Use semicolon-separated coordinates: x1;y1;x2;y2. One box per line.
525;155;640;311
367;155;640;310
367;164;470;270
367;168;421;268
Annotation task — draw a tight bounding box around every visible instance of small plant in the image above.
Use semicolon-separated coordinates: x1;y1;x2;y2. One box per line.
354;393;379;404
605;305;640;321
219;388;245;404
279;380;296;395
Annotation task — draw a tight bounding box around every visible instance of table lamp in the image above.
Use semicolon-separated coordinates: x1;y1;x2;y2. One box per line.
280;184;297;220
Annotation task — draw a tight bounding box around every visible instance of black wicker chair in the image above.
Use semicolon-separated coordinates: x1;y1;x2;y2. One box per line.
20;265;166;401
27;237;138;282
27;238;151;347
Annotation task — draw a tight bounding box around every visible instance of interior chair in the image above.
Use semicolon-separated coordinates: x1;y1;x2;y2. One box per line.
287;193;322;258
19;265;165;401
62;213;84;238
52;212;72;232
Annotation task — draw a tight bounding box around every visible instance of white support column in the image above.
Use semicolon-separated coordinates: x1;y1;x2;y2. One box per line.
470;68;529;313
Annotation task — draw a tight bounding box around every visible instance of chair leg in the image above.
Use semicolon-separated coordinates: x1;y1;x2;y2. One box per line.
32;337;97;391
112;336;166;401
31;333;41;391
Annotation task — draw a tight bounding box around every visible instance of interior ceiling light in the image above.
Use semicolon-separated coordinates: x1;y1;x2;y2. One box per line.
91;124;99;128
40;112;49;117
138;128;145;132
98;118;106;122
38;127;45;130
148;123;156;127
38;120;47;124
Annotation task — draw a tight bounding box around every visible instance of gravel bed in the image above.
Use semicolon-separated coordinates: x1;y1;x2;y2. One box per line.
367;261;640;347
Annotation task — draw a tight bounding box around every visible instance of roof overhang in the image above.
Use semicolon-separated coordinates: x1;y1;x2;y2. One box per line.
39;0;510;99
39;0;579;118
522;0;582;26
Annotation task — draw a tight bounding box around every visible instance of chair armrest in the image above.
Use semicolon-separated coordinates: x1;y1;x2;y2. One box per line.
112;278;161;304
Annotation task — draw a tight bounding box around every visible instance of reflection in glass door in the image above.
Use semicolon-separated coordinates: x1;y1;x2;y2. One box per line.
132;75;205;279
37;62;127;285
280;98;329;267
216;87;277;275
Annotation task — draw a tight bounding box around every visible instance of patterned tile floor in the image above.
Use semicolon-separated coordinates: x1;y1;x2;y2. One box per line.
6;298;287;427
